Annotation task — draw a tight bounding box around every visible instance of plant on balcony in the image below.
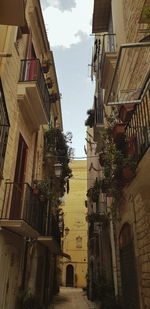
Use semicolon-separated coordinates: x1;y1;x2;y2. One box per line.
119;103;135;123
46;77;53;89
87;179;101;202
127;133;138;158
33;180;52;200
42;59;51;73
85;109;95;128
44;128;73;195
49;92;59;103
112;123;125;143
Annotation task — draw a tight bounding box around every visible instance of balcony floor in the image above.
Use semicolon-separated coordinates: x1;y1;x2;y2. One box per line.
17;82;48;130
0;219;40;238
37;236;60;253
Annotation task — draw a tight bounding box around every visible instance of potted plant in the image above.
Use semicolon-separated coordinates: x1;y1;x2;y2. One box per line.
99;152;106;166
46;77;53;89
32;180;40;195
127;134;138;158
32;180;52;201
85;109;95;128
87;179;101;202
42;59;51;73
119;103;135;123
112;123;125;143
121;156;136;183
49;92;59;103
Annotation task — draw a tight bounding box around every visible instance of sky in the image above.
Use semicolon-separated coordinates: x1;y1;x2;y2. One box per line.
41;0;95;158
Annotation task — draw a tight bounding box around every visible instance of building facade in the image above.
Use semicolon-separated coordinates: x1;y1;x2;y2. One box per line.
0;1;70;308
61;160;87;288
86;0;150;308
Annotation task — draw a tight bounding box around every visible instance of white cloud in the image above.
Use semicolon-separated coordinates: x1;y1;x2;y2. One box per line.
42;0;93;48
41;0;76;11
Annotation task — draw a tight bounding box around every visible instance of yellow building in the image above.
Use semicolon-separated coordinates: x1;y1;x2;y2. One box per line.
61;160;87;288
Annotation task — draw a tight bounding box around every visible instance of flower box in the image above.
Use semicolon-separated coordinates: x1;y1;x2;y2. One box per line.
119;104;135;123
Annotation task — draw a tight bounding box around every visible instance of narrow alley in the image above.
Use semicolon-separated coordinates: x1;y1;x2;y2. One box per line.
49;287;96;309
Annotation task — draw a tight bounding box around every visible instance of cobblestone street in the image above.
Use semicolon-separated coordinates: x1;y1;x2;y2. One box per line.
49;287;97;309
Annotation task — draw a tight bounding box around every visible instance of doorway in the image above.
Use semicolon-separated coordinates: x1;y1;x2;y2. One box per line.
119;223;140;309
66;264;74;287
9;134;28;219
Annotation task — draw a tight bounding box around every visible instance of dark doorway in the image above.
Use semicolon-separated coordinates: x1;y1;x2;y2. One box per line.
119;223;140;309
66;264;74;287
10;134;28;219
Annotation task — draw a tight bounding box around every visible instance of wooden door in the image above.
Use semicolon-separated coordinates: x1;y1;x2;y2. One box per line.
66;264;74;287
119;223;140;309
9;134;28;219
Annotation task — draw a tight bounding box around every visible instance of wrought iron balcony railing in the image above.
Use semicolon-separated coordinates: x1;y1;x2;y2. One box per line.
1;182;47;234
125;80;150;162
19;59;50;119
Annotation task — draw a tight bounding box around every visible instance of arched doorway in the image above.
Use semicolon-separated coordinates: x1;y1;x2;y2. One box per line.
119;223;140;309
66;264;74;287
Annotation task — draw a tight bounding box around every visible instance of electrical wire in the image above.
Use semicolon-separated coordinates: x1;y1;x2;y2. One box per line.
59;155;99;159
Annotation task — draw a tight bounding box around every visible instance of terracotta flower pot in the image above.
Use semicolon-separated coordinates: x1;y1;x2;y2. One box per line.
33;188;40;195
112;124;125;143
42;63;49;73
119;104;135;123
122;166;134;183
39;195;46;202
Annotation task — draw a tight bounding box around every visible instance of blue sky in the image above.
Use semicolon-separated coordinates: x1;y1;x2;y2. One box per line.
41;0;95;157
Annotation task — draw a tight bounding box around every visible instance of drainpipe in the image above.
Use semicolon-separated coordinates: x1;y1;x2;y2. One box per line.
20;238;29;290
109;215;118;297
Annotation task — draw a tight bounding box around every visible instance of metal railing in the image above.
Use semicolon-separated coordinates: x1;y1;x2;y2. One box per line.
126;80;150;162
19;59;50;119
1;182;46;234
1;182;61;243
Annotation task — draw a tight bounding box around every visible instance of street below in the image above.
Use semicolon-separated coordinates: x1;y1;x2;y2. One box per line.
49;287;96;309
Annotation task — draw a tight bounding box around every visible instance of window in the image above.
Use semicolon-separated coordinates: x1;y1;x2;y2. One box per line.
0;81;10;177
76;236;82;248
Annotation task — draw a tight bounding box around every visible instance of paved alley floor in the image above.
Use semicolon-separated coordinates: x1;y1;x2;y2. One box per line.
49;287;97;309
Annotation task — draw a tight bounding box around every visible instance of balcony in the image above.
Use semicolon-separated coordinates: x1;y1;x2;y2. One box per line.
106;42;150;106
92;0;111;33
139;0;150;24
0;182;46;238
17;59;50;130
93;110;105;144
0;0;25;26
38;215;61;254
100;34;117;89
126;77;150;163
